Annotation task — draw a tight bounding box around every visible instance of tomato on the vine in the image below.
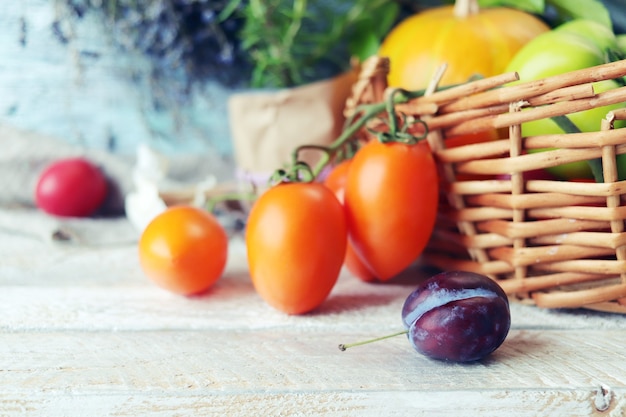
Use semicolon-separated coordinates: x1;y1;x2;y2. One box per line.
35;157;108;217
345;140;438;281
343;243;378;283
322;159;352;200
138;205;228;296
323;159;377;283
246;182;347;314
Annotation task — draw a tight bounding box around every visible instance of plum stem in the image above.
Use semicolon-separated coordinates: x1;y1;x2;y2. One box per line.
338;330;408;351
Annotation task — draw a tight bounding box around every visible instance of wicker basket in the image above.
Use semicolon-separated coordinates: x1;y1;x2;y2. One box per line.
350;58;626;313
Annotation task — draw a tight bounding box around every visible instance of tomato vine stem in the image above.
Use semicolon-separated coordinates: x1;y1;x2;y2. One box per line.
275;80;460;184
268;160;318;185
296;87;430;179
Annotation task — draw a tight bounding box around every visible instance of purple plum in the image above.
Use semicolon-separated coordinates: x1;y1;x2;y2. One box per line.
401;271;511;362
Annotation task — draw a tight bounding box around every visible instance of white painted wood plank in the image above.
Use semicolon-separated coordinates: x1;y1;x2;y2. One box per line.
2;278;626;333
2;234;626;333
3;330;626;391
1;330;626;416
3;227;626;416
1;389;625;417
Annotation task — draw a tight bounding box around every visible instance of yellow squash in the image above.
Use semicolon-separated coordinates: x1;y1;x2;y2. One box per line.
379;0;550;90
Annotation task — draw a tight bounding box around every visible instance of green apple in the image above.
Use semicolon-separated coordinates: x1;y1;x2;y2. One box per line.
521;79;624;179
554;19;618;53
506;30;604;81
505;26;625;180
617;34;626;55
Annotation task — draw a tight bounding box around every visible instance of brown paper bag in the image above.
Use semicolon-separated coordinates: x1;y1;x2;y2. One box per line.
228;70;358;185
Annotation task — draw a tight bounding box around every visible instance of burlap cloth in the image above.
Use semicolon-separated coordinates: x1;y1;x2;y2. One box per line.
0;123;235;245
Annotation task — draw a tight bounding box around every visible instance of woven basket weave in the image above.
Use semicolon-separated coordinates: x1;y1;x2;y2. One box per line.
430;61;626;313
350;58;626;313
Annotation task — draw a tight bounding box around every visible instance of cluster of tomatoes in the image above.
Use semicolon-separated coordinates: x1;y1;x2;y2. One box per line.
136;128;440;315
247;137;439;314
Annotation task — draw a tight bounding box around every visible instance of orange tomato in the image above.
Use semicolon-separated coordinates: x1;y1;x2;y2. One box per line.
323;160;378;283
345;140;438;280
444;130;500;181
344;243;377;283
322;159;352;198
138;206;228;296
444;130;499;148
246;182;347;314
379;0;549;90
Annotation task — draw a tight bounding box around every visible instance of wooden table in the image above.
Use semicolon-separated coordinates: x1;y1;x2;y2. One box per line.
2;213;626;416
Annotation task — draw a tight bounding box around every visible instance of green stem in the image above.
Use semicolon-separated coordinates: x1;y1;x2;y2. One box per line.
551;115;580;135
291;144;334;171
218;0;243;21
386;88;404;135
282;81;460;182
309;87;427;178
338;330;408;351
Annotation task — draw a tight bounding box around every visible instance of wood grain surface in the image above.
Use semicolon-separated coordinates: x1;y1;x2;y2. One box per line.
2;219;626;416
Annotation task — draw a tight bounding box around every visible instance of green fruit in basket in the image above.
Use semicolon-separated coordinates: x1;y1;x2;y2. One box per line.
505;29;604;80
618;35;626;55
554;19;618;53
505;26;626;181
521;79;625;180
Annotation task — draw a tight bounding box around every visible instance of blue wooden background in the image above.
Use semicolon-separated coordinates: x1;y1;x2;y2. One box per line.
1;1;624;159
